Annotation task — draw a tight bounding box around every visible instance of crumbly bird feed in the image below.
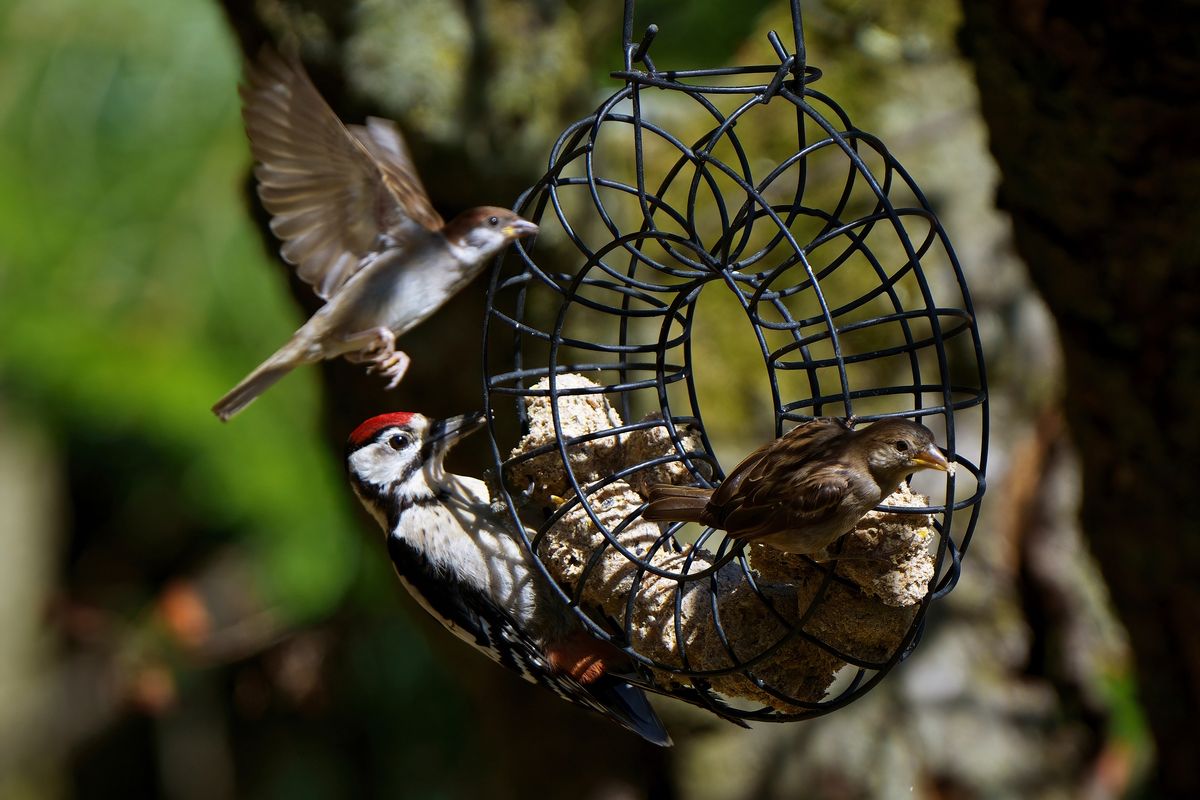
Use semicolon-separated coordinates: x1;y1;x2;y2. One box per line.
509;374;936;710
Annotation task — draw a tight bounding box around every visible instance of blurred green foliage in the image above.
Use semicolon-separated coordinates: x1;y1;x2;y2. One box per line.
633;0;777;69
0;0;359;621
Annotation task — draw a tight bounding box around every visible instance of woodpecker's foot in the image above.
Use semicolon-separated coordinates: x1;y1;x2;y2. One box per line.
370;349;411;390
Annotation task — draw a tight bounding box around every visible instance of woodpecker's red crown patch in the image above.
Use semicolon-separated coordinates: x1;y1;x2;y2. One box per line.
348;412;418;447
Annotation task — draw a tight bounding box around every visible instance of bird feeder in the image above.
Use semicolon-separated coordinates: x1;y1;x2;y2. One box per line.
482;0;988;721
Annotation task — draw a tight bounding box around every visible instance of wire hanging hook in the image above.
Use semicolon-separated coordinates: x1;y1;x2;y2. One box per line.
622;0;806;76
789;0;807;79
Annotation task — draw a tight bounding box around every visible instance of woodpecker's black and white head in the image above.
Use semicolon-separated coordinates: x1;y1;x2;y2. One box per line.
345;411;485;528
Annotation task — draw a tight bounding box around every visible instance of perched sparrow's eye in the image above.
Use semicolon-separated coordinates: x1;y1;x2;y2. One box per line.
388;433;411;451
893;440;909;452
488;216;500;227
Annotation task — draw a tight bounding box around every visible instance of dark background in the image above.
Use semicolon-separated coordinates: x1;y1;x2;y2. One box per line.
0;0;1195;797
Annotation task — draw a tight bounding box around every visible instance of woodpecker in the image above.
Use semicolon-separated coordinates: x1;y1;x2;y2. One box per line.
345;411;672;746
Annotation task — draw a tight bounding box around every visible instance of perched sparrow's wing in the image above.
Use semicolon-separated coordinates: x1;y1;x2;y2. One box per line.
706;446;772;512
241;49;444;301
723;463;854;541
709;418;849;510
706;418;852;539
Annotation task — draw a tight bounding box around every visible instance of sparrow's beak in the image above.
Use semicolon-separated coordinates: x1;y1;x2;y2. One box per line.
911;443;955;475
427;411;487;456
502;219;539;239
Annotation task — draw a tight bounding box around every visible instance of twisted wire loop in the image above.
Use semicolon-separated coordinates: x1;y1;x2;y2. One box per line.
481;6;988;721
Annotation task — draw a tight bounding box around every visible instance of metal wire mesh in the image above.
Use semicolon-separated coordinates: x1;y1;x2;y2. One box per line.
482;0;988;721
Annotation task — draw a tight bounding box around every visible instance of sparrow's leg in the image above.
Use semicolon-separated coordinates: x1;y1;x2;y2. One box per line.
342;327;396;362
340;327;409;388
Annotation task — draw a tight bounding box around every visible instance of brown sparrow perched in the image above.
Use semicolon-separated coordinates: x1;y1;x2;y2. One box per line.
643;418;953;553
212;49;538;421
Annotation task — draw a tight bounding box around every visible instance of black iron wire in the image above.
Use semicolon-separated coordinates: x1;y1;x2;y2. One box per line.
482;0;988;721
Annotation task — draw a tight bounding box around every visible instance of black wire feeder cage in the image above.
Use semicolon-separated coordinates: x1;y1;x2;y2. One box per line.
483;0;988;722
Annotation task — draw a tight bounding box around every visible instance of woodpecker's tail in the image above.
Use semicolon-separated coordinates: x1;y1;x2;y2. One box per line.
642;485;713;524
588;677;672;747
212;338;314;422
543;630;671;745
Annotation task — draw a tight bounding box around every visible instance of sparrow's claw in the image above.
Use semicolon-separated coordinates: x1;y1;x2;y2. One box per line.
348;328;407;387
372;350;410;390
347;328;397;364
364;328;397;360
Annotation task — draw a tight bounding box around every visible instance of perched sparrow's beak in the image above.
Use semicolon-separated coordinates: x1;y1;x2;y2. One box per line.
911;443;955;475
427;412;487;456
502;219;539;239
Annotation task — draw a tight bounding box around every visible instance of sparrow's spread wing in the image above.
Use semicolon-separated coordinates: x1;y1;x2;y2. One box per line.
241;49;444;300
345;117;442;230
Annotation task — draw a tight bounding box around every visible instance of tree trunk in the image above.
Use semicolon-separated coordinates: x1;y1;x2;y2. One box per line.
959;4;1200;796
215;3;672;797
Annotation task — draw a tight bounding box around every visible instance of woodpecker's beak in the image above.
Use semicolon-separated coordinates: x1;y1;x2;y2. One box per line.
911;443;955;475
502;219;539;239
427;412;487;456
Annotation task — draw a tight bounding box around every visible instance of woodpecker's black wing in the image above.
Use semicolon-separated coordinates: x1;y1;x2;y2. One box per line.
386;536;671;746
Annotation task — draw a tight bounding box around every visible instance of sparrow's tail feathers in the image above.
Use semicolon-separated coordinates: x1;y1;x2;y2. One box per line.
212;339;314;422
588;678;672;747
643;485;712;523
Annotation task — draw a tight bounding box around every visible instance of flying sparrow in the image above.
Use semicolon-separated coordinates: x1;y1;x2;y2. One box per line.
643;418;953;553
346;411;671;745
212;49;538;421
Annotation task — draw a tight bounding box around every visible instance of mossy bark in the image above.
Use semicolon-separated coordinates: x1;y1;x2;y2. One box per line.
959;4;1200;795
216;3;672;798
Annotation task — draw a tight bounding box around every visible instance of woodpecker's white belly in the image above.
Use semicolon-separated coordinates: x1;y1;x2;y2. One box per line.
395;474;539;626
